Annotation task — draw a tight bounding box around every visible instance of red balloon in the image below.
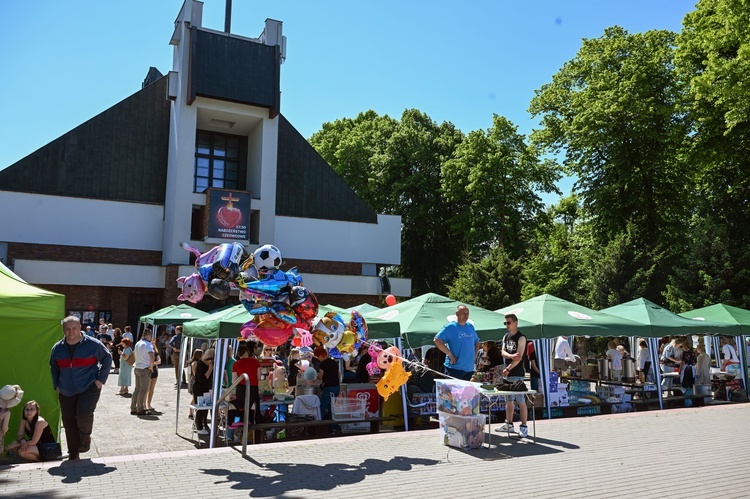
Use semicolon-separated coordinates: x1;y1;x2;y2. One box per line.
385;294;397;306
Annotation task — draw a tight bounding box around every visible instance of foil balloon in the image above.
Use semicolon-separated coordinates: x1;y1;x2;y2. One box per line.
253;317;293;347
177;273;206;303
290;286;319;322
376;362;411;399
240;320;257;341
207;278;231;300
312;312;346;348
377;346;402;371
336;330;358;355
349;310;368;343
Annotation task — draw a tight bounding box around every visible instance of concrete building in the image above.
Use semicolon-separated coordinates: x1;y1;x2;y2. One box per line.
0;0;409;329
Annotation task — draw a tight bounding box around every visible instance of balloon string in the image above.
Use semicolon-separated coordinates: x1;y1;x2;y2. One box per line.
360;340;465;382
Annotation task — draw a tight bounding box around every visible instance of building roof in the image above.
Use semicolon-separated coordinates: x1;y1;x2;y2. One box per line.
0;77;377;223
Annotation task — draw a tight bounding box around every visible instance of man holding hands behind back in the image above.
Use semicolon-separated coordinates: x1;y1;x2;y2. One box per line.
434;305;481;381
497;313;529;438
50;316;112;460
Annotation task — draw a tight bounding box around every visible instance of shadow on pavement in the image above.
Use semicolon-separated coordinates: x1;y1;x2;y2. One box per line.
47;460;117;484
201;455;440;497
470;433;580;459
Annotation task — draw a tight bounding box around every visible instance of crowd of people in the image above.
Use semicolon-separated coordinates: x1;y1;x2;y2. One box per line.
3;307;749;463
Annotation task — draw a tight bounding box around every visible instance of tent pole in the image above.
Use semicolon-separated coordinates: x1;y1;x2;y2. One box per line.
735;335;747;394
649;338;663;410
397;337;409;432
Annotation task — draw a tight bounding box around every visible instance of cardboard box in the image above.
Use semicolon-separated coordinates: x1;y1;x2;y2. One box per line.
548;391;569;407
439;414;486;450
532;393;544;408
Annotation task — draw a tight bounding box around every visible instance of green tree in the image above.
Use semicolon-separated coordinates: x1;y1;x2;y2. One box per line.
447;246;523;310
441;114;560;258
309;109;465;295
673;0;750;308
529;26;691;301
521;196;587;303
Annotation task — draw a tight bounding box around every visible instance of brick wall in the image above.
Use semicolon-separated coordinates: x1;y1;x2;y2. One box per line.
8;243;162;266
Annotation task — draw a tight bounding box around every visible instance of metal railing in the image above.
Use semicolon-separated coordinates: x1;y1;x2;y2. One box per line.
214;373;251;457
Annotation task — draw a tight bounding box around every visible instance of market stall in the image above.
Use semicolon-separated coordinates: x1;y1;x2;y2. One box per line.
496;294;650;419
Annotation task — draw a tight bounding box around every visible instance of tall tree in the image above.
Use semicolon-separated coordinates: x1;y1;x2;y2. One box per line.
672;0;750;308
529;26;690;300
309;109;465;295
441;114;560;259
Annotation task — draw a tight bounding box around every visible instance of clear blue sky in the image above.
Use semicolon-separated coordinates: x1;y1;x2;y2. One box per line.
0;0;697;200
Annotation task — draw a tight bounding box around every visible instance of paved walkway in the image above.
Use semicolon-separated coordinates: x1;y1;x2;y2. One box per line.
2;365;749;498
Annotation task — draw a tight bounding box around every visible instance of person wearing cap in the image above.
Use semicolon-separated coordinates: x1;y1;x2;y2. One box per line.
49;316;112;460
1;384;25;454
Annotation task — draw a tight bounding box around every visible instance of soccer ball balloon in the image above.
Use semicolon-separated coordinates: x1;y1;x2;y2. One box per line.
253;244;282;272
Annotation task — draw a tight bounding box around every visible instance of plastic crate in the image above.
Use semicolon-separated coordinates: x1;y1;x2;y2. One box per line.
541;407;564;418
331;394;367;421
576;405;601;416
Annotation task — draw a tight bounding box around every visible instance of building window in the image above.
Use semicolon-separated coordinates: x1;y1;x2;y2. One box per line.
194;131;246;193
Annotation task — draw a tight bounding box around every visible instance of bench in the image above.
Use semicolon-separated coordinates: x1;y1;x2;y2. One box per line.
631;394;706;410
240;416;398;444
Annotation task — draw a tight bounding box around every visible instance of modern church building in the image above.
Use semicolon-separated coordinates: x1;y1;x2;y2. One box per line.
0;0;409;328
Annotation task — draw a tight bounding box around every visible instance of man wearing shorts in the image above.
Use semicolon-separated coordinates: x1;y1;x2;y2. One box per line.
497;313;529;438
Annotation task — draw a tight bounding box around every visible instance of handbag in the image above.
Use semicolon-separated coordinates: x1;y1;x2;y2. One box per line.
38;442;62;461
124;349;135;366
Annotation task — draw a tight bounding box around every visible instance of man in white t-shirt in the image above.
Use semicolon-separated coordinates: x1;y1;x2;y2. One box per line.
130;329;155;415
554;336;574;372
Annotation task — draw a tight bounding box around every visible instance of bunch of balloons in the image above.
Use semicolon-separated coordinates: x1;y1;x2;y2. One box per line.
364;342;411;399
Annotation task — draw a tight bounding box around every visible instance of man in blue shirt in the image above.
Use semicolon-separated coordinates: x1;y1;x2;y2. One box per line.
433;305;480;381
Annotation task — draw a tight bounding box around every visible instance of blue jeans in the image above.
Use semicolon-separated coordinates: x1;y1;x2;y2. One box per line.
320;386;340;420
320;386;341;432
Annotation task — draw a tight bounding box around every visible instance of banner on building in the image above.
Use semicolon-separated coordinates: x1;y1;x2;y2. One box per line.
207;188;251;240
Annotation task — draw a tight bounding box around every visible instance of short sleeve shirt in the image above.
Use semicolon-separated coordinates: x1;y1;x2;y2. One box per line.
435;322;480;372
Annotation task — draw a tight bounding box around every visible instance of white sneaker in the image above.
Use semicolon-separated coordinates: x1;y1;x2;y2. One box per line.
197;429;209;435
495;422;515;433
519;425;528;438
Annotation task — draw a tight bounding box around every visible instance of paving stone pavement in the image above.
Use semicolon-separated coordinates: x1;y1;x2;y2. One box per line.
2;365;749;498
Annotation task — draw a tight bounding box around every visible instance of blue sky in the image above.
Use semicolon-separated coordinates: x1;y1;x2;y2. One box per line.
0;0;697;201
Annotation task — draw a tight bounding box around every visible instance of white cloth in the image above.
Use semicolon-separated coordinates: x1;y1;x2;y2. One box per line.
637;347;650;370
123;332;134;343
554;337;573;360
606;348;623;370
292;394;321;420
722;344;739;363
134;339;154;369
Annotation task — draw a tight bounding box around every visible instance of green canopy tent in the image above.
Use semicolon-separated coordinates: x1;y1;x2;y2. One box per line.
680;304;750;396
680;304;750;335
603;298;739;337
346;303;381;314
0;262;65;440
495;294;650;338
496;294;650;417
140;303;209;326
364;292;524;349
603;298;740;410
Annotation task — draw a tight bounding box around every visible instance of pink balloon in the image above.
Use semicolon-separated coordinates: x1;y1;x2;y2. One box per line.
385;294;397;306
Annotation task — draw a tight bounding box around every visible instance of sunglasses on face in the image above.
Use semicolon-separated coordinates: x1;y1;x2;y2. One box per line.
504;321;514;326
